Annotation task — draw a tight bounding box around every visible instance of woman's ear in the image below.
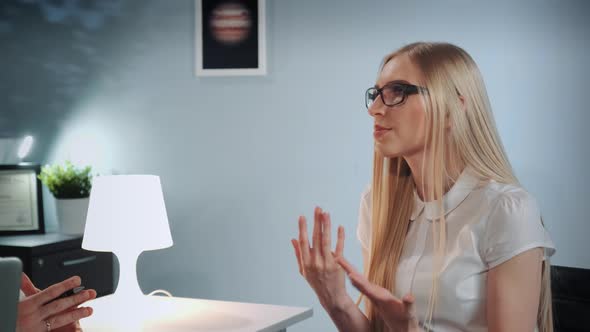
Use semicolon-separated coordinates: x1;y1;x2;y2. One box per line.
458;95;466;112
445;95;466;130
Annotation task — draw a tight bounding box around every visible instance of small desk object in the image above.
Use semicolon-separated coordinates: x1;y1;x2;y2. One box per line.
81;294;312;332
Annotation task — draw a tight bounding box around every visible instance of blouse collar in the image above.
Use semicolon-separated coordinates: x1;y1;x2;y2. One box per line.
410;167;480;221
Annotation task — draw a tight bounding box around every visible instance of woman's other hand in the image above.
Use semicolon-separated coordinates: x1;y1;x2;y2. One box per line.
337;256;420;332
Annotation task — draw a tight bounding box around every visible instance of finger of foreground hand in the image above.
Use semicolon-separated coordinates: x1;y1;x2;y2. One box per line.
402;293;418;317
335;226;345;257
337;256;371;295
47;306;93;330
312;207;322;253
402;294;415;304
298;216;311;261
291;239;304;275
20;273;39;297
321;212;333;258
41;289;97;318
335;255;362;276
336;256;396;304
31;276;81;308
401;293;420;328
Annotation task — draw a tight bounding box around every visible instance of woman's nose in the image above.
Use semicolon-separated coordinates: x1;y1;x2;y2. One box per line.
367;101;386;117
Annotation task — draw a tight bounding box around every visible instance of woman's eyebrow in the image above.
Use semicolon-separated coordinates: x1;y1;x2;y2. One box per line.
375;79;412;89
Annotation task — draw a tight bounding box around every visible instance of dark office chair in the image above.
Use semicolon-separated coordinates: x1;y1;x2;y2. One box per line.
552;265;590;331
0;257;22;332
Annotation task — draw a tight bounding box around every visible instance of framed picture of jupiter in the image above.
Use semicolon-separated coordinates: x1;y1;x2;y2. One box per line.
195;0;266;76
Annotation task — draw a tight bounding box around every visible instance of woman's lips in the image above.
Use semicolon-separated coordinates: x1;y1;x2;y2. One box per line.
374;125;392;139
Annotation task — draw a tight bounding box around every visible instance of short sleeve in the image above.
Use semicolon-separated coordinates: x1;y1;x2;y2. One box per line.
356;186;372;252
483;190;556;269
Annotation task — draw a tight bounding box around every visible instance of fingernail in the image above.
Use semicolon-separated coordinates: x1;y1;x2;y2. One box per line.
86;307;93;315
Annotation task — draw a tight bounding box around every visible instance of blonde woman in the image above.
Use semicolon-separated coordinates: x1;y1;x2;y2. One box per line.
291;42;555;331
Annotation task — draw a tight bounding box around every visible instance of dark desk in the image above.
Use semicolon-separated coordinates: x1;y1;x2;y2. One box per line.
0;233;114;297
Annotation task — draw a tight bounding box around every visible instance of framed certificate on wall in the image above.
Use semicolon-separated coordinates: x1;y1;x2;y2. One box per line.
0;164;45;235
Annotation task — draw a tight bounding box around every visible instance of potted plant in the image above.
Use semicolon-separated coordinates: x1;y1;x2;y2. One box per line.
38;161;93;235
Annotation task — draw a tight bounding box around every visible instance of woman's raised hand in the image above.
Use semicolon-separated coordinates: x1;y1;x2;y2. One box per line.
291;207;352;311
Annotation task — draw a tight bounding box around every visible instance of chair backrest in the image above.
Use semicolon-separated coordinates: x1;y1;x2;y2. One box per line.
552;265;590;331
0;257;22;332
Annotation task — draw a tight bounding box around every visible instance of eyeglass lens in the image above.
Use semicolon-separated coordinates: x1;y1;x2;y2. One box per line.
366;84;405;108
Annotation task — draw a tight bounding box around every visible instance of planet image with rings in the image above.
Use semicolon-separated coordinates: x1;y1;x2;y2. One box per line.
209;2;252;45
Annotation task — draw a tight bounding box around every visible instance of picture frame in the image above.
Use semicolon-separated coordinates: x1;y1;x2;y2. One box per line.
0;164;45;235
195;0;267;76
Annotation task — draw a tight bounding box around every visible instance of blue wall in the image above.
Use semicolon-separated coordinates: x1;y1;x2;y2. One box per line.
2;1;589;331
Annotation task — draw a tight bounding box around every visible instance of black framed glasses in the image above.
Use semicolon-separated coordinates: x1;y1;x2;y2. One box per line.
365;81;427;109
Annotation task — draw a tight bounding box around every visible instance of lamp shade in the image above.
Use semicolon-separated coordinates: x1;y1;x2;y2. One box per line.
82;175;173;252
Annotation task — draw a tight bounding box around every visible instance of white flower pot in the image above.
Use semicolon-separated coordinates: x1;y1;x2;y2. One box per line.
56;198;90;235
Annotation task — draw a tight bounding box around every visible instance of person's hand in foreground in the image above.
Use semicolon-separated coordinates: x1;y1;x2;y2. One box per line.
17;273;96;332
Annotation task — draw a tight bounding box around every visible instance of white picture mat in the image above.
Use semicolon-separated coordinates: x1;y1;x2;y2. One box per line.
0;170;39;231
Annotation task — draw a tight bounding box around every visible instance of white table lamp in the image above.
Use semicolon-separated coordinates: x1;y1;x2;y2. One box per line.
82;175;173;301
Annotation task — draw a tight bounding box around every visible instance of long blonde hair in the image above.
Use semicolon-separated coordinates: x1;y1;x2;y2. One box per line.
363;42;552;332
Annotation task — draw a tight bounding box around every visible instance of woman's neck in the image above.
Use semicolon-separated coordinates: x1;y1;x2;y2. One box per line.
404;153;463;202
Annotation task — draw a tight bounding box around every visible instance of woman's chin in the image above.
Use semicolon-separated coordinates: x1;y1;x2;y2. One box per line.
375;143;403;158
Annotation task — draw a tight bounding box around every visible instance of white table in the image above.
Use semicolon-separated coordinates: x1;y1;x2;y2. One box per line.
80;295;312;331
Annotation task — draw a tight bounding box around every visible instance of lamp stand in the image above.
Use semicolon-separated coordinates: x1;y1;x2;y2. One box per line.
112;249;144;301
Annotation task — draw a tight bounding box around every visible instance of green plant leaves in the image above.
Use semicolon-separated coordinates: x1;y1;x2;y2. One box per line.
38;160;93;199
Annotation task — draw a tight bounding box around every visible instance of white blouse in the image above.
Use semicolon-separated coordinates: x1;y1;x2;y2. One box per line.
356;168;555;331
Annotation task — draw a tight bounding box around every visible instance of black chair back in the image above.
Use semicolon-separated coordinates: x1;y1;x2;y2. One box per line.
552;265;590;331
